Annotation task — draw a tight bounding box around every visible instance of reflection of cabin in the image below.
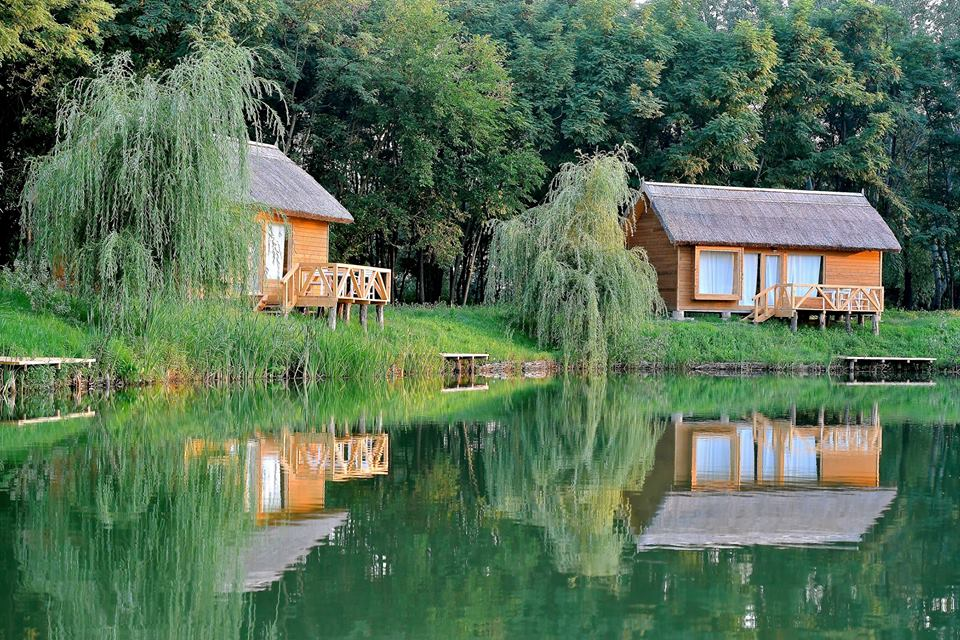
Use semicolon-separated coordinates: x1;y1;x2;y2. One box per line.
626;408;896;549
189;429;389;592
673;410;883;488
247;142;391;324
185;430;389;523
626;182;901;331
244;431;389;523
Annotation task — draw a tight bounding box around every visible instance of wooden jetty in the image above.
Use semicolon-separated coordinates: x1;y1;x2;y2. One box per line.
836;355;936;384
440;353;489;376
0;356;97;396
0;356;96;369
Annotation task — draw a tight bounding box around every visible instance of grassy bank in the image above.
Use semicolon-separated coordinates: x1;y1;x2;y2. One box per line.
625;310;960;370
0;289;553;384
1;286;958;386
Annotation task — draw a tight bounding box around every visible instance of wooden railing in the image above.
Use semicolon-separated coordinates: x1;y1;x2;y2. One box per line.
277;262;392;312
752;283;884;322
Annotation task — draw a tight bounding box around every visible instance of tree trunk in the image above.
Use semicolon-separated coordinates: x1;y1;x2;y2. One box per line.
931;241;945;310
417;249;425;304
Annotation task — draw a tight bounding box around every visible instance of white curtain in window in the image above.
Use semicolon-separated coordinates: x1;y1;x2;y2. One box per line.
699;250;736;295
740;252;760;305
787;255;823;297
695;435;732;483
765;256;781;305
265;223;286;280
783;435;818;481
738;427;755;483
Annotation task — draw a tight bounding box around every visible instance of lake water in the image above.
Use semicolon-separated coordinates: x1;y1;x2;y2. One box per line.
1;375;958;638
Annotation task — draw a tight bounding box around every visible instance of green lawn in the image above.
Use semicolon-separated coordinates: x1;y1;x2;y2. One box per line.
1;285;957;384
628;309;960;368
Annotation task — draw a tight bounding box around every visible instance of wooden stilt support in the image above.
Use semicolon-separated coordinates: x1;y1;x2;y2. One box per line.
819;312;826;331
376;304;385;329
359;304;368;331
344;304;352;323
872;313;880;336
790;312;798;333
845;312;852;333
328;305;338;330
858;314;864;326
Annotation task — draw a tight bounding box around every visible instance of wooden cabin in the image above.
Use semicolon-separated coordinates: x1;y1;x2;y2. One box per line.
247;142;391;325
626;182;902;332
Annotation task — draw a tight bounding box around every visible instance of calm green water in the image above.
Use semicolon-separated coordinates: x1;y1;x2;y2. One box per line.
1;376;959;638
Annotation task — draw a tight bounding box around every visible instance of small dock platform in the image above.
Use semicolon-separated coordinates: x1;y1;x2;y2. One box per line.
0;356;96;369
837;355;936;383
440;353;489;376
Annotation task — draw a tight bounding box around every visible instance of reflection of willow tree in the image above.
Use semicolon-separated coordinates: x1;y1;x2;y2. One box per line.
482;378;664;577
15;404;252;639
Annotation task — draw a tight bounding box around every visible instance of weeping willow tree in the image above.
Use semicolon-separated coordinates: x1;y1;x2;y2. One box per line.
20;45;278;332
486;148;664;368
482;378;664;578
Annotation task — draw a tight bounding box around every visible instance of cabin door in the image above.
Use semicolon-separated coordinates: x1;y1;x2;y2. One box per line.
265;223;288;281
763;255;781;305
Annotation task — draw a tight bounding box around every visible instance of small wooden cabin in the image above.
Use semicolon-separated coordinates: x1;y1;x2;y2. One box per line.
626;182;901;331
247;142;390;324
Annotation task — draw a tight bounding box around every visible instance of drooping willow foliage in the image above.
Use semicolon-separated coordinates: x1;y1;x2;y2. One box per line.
482;377;665;578
485;148;664;368
20;45;278;332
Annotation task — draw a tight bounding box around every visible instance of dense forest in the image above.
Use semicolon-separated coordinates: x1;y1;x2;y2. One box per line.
2;0;959;308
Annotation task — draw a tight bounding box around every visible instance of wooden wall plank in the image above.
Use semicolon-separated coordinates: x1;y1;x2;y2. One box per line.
625;196;678;309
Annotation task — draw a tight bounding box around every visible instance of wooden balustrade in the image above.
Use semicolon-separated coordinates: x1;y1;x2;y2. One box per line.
270;262;392;315
751;283;884;324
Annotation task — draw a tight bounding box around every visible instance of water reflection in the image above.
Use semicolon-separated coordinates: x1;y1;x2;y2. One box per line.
632;407;895;549
188;428;390;590
1;378;959;638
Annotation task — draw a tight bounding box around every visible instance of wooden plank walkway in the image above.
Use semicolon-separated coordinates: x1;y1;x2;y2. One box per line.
837;356;936;365
0;356;96;369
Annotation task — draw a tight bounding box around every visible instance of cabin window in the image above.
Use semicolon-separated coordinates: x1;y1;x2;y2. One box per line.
740;252;760;306
264;223;288;280
695;247;741;300
787;254;823;297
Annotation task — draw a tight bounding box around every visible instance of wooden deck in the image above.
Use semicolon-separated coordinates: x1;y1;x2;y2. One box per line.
256;262;392;326
0;356;96;369
748;283;884;333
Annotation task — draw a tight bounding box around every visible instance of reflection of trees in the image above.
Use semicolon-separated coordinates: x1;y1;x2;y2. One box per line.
15;406;252;639
482;378;664;577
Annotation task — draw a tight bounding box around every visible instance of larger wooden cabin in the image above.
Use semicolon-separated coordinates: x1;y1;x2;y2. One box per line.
626;182;901;331
247;141;391;323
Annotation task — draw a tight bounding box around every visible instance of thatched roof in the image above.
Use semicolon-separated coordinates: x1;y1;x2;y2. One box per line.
641;181;901;252
247;141;353;224
235;511;348;591
634;488;896;549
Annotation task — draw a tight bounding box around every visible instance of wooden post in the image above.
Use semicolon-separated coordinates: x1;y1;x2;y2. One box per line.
858;314;864;326
359;304;368;331
790;312;798;333
376;304;385;329
344;303;352;323
872;314;880;336
845;312;852;333
819;312;826;331
327;305;337;330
